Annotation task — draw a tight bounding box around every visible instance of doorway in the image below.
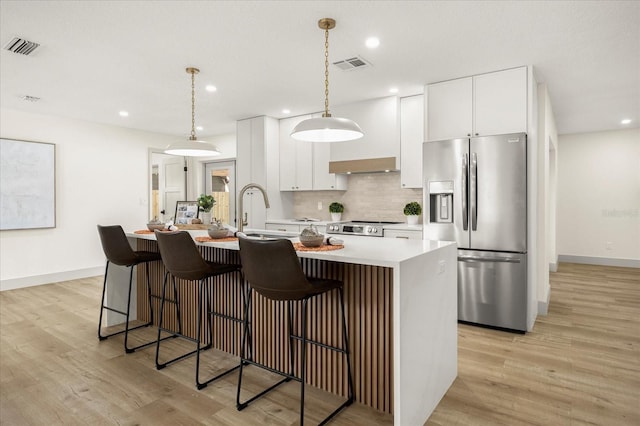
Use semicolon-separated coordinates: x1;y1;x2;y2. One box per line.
150;150;186;222
204;160;236;227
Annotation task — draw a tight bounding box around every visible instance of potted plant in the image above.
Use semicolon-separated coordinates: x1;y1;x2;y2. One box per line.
403;201;422;225
329;202;344;222
197;194;216;224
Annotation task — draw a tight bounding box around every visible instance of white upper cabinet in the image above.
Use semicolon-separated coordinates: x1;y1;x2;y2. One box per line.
278;114;347;191
400;95;424;189
279;115;313;191
426;66;527;141
426;77;472;141
473;67;527;136
330;96;400;166
312;142;347;190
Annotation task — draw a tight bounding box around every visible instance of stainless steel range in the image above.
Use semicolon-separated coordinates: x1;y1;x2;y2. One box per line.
326;220;402;237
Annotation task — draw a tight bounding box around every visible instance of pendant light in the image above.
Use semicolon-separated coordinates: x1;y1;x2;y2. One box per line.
291;18;364;142
164;67;221;157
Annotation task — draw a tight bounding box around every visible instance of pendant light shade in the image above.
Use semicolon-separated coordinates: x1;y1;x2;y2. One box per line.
291;18;363;143
164;67;221;157
290;116;363;142
164;140;220;156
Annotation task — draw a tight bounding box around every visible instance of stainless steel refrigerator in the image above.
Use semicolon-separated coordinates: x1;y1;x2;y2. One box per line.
423;133;527;332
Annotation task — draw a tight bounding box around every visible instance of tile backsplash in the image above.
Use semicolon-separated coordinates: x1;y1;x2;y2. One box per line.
293;172;423;223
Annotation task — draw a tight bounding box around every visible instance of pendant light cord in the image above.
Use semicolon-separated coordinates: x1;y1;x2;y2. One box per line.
323;24;331;118
190;69;197;140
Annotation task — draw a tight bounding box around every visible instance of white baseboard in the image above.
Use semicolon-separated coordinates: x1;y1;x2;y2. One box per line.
549;254;558;272
557;255;640;268
0;266;104;291
537;285;550;316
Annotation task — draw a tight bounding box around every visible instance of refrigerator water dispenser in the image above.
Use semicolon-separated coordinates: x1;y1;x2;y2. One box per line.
428;181;453;223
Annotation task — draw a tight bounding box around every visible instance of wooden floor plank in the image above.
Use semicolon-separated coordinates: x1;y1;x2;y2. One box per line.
1;262;639;425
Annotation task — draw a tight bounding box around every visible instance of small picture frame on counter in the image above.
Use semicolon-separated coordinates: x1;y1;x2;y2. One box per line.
175;201;199;225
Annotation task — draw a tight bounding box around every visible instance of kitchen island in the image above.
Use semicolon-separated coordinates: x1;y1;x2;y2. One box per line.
126;229;457;425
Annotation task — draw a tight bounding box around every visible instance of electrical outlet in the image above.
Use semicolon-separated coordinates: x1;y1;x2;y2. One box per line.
606;241;613;250
317;201;323;210
438;260;446;275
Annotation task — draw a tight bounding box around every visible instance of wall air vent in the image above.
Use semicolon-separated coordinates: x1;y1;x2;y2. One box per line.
22;95;40;102
3;37;40;55
333;56;371;71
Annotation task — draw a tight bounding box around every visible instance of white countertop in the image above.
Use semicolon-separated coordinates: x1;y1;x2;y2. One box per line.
266;219;423;231
265;218;335;225
127;228;453;268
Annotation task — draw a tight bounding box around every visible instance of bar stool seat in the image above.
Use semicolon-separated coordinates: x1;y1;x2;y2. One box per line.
154;230;242;390
236;237;354;426
96;224;161;353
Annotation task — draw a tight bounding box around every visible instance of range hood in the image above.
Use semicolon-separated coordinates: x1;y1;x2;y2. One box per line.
329;157;397;174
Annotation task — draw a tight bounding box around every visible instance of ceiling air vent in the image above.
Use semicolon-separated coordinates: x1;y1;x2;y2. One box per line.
3;37;40;56
333;56;371;71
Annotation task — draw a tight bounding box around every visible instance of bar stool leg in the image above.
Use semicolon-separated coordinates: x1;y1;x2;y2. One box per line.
339;287;355;404
155;271;170;369
173;276;183;335
236;288;253;410
123;266;135;353
97;261;111;340
300;298;309;426
195;278;205;389
145;262;154;325
287;300;295;378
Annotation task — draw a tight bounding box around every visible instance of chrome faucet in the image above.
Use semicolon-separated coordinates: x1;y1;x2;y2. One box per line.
237;183;270;233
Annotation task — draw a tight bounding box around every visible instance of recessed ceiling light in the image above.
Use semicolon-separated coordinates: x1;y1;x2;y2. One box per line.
119;111;129;117
389;87;399;94
196;126;203;131
365;37;380;49
621;118;631;124
205;85;217;92
282;109;291;114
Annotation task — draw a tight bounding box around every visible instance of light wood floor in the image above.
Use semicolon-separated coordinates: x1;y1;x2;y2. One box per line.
1;263;638;425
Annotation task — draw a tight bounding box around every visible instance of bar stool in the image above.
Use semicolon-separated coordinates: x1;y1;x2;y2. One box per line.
154;230;242;390
96;224;161;353
236;237;354;426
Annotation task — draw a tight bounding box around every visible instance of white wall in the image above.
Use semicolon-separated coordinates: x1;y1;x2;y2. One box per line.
536;83;559;314
0;108;176;289
557;128;640;266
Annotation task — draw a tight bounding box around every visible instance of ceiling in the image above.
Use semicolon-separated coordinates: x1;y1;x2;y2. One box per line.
1;1;638;138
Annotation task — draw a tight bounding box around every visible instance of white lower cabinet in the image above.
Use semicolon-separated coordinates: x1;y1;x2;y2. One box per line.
383;229;423;240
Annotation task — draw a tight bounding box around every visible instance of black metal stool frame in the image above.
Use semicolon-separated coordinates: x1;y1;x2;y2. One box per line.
155;267;249;390
96;223;173;354
98;259;158;353
236;286;355;426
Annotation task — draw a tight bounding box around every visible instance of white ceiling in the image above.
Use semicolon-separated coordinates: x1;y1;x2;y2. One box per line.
1;1;638;138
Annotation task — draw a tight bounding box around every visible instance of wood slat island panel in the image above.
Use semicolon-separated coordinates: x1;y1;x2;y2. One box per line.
135;239;394;414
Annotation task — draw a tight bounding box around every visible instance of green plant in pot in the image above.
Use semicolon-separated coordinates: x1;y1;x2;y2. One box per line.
197;194;216;224
403;201;422;225
329;202;344;222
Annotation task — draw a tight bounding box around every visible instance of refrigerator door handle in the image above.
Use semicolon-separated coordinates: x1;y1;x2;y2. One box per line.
462;154;468;231
470;152;478;231
458;255;521;263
